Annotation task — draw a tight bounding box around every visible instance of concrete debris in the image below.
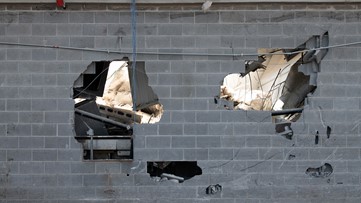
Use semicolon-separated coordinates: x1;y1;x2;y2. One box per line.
306;163;333;178
206;184;222;195
275;120;293;140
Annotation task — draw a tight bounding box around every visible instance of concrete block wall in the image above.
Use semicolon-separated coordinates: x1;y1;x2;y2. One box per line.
1;2;361;202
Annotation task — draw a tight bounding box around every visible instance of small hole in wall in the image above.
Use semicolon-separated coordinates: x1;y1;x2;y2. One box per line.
73;60;163;161
147;161;202;183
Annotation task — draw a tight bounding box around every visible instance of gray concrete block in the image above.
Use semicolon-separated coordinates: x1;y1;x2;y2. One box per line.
182;24;207;35
134;148;159;160
44;12;68;23
209;148;234;160
195;85;219;97
208;123;233;135
18;161;44;174
6;99;31;111
197;136;221;148
31;99;57;111
32;49;57;61
158;24;182;35
57;24;82;35
0;87;18;98
158;73;182;85
56;73;79;86
0;12;19;24
119;12;145;23
32;149;57;161
171;86;196;98
83;24;108;36
6;48;32;60
246;136;271;147
184;148;208;160
195;36;221;48
70;37;95;48
145;12;170;23
44;162;71;174
171;111;195;123
0;136;18;149
0;61;18;73
71;162;95;173
57;149;82;161
4;74;31;86
0;112;18;123
196;111;220;122
32;124;57;136
183;99;208;111
19;12;44;23
170;12;194;23
134;124;158;135
146;36;171;48
19;136;44;148
183;123;208;135
220;11;245;23
19;112;44;123
182;74;208;85
137;24;157;35
32;24;56;35
146;136;171;148
160;98;183;110
171;36;196;48
158;149;183;160
6;24;31;36
195;12;219;23
107;24;131;36
159;123;183;135
19;61;44;73
95;12;119;23
69;12;94;23
171;136;196;148
45;137;69;148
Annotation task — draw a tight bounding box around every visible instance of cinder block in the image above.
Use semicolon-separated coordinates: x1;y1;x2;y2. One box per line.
6;49;32;61
19;136;44;148
57;24;82;35
158;24;182;35
32;149;57;161
182;24;207;35
31;99;57;111
95;12;119;23
158;73;182;85
146;36;171;48
172;136;196;148
196;111;220;122
32;48;57;60
0;112;18;123
45;137;69;148
182;74;208;85
69;12;94;23
71;162;95;173
19;162;45;174
0;12;19;24
134;124;158;135
195;85;219;97
57;149;82;161
6;99;31;111
197;136;221;148
70;37;95;48
209;148;234;160
19;12;44;23
45;162;71;174
195;12;219;23
208;123;233;135
107;24;131;36
146;136;171;148
221;136;245;148
246;136;271;147
171;86;196;98
32;124;57;136
6;123;31;136
195;36;221;48
184;123;208;135
32;24;56;35
184;148;208;160
44;12;68;23
220;11;245;23
145;12;170;23
6;24;31;36
134;148;159;160
170;12;194;23
159;123;183;135
158;149;183;160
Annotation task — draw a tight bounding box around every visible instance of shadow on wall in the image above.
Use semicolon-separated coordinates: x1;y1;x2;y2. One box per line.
72;59;163;161
215;32;329;139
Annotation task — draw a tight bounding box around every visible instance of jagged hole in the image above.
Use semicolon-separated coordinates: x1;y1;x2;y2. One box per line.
73;60;163;160
147;161;202;183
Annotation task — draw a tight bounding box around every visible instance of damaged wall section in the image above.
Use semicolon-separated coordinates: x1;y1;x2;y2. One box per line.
216;32;329;138
73;60;163;160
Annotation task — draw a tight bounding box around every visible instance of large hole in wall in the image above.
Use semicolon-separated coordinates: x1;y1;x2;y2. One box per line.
147;161;202;183
73;60;163;161
216;32;329;139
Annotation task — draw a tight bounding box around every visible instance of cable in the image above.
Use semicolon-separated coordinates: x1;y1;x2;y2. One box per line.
1;40;361;58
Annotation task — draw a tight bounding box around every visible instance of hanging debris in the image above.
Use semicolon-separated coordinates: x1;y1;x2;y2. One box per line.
315;131;319;145
216;32;329;123
73;60;163;160
306;163;333;178
327;126;331;139
147;161;202;183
